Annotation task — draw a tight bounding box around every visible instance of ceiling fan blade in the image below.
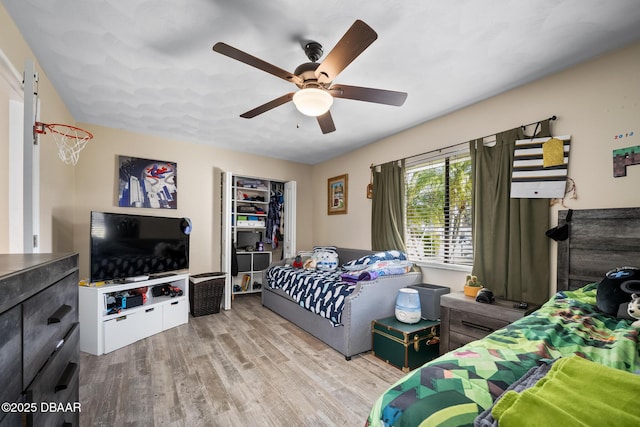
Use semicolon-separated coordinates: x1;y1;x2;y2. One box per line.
316;111;336;134
315;20;378;85
240;93;295;118
213;42;302;85
329;84;407;106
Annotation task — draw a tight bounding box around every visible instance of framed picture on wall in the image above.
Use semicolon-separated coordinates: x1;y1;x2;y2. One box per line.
118;155;177;209
328;174;348;215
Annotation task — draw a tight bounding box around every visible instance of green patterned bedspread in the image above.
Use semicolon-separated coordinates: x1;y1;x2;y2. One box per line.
366;284;640;427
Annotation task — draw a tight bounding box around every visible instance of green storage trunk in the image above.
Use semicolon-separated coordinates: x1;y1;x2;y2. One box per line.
372;316;440;372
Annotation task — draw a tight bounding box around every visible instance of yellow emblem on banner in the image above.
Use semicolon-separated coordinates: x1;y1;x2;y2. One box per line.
543;138;564;168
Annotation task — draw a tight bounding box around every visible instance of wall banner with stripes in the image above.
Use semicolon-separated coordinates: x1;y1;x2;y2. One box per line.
511;135;571;198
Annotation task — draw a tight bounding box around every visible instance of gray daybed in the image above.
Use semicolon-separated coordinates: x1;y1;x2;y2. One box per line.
261;247;422;360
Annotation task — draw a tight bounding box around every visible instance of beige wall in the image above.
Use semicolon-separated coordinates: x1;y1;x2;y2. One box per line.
3;1;639;298
73;124;313;280
312;41;640;295
1;4;76;254
1;3;313;280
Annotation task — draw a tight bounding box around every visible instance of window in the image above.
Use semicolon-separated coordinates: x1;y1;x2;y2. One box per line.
405;150;473;266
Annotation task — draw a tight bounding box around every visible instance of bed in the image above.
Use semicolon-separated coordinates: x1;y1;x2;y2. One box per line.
366;207;640;427
262;247;422;360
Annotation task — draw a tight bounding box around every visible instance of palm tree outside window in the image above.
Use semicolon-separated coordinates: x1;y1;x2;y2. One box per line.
405;151;472;266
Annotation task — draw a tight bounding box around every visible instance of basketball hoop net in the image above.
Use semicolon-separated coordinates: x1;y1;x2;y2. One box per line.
34;122;93;165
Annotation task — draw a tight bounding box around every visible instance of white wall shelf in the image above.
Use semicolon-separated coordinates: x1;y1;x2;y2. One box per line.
233;251;272;294
229;175;274;297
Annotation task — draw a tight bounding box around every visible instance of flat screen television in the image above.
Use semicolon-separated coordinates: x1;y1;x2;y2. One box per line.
90;211;191;283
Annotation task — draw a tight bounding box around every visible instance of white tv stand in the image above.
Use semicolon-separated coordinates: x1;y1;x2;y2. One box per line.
79;273;189;355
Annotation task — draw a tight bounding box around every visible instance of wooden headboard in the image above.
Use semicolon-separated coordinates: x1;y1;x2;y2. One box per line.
557;207;640;291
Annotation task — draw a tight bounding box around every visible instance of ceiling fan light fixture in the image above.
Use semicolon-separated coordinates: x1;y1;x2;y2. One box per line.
292;88;333;116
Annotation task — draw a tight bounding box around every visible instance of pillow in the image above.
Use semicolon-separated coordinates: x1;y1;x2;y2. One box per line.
342;250;407;271
313;245;337;252
313;246;339;271
363;259;414;276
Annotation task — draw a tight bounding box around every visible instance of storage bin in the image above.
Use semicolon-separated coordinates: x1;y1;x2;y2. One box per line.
372;316;440;372
236;254;251;271
407;283;450;320
253;252;271;271
189;272;226;317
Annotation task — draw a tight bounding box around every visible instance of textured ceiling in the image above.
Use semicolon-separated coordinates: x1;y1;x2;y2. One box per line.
4;0;640;164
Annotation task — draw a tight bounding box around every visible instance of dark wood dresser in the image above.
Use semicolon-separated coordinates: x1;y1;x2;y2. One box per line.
439;291;539;354
0;253;79;427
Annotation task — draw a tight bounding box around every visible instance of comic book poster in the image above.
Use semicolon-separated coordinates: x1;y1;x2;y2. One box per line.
118;156;177;209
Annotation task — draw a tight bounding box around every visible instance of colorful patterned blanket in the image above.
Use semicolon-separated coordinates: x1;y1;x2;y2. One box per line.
366;284;640;427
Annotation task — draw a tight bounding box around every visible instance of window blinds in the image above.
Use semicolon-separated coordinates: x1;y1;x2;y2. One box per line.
405;152;473;266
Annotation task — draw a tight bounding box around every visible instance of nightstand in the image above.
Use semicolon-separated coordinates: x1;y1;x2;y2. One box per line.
439;292;539;354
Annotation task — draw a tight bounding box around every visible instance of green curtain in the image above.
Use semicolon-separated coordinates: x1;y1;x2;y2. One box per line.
371;160;406;252
470;120;551;304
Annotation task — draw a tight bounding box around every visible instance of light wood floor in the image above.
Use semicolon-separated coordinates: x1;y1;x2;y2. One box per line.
79;294;404;426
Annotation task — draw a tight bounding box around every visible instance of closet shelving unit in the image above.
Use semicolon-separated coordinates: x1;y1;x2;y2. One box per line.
220;169;297;310
231;176;272;295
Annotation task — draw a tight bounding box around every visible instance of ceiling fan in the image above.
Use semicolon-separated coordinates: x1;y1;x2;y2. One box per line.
212;20;408;134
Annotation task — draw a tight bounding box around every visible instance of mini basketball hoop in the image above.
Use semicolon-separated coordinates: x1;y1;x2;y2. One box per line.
34;122;93;165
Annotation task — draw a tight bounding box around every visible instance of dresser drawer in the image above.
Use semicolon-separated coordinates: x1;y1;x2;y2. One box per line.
0;305;22;421
25;323;80;427
448;309;510;340
449;330;481;349
23;272;78;386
